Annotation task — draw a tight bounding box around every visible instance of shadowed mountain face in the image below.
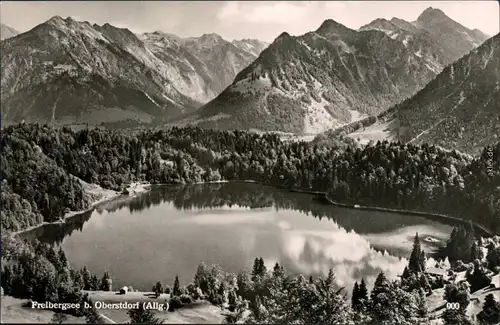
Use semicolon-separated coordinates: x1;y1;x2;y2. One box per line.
0;17;268;126
1;17;198;126
383;33;500;155
337;33;499;155
1;23;19;40
414;7;489;54
185;8;487;135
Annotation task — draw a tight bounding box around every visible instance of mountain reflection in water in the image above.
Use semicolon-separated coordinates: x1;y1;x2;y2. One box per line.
21;182;454;292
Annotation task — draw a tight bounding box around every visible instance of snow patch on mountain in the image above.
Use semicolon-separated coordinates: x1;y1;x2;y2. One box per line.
161;93;178;106
402;35;411;46
144;92;162;108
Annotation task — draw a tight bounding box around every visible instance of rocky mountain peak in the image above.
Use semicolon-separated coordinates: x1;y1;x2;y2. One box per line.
198;33;224;44
276;31;292;40
48;15;64;22
316;19;356;40
359;18;394;31
317;19;348;33
417;7;450;23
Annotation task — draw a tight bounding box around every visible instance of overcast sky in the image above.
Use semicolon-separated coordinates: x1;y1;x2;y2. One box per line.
1;1;498;42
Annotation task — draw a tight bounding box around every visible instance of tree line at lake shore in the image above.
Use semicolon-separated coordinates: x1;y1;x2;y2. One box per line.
3;230;500;324
1;123;500;324
1;124;499;233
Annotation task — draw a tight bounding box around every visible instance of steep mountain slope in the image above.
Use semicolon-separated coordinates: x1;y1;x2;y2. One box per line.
344;33;500;155
186;19;440;134
1;16;199;125
414;7;489;54
140;32;268;103
360;8;489;72
1;17;268;126
388;33;500;154
1;23;19;40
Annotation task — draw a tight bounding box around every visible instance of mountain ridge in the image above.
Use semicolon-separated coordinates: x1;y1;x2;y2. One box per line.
185;8;486;134
338;33;500;155
0;16;268;126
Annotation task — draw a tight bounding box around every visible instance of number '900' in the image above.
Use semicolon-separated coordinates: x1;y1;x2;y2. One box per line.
446;302;460;310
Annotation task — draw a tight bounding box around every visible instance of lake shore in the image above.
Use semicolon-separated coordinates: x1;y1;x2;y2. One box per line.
321;194;495;237
187;180;496;236
10;179;495;238
9;181;151;238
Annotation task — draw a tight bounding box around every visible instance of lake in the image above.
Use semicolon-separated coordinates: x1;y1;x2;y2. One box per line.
22;182;456;293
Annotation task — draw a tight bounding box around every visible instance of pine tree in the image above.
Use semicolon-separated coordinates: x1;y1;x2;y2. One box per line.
358;278;368;304
128;304;164;324
408;233;423;273
369;271;394;323
257;257;267;277
371;272;391;302
89;274;99;291
419;250;426;272
154;281;163;297
419;273;431;293
81;267;91;290
272;262;284;278
251;258;260;282
477;293;500;324
466;260;492;293
99;272;112;291
351;281;360;309
402;266;410;279
194;262;208;293
173;275;181;296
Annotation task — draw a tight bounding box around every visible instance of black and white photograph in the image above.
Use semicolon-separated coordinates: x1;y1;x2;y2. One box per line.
1;1;499;324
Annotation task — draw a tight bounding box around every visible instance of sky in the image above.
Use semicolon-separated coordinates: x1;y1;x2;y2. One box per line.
1;1;499;42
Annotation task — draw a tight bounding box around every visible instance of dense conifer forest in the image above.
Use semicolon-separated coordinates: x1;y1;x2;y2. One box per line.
1;123;500;324
2;123;499;233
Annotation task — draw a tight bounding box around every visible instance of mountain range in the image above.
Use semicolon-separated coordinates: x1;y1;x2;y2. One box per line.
384;33;499;155
185;8;489;134
360;7;488;69
0;8;492;135
0;17;268;126
0;23;19;40
325;32;499;155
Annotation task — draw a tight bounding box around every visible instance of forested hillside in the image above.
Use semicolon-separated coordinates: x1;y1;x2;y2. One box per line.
2;124;499;235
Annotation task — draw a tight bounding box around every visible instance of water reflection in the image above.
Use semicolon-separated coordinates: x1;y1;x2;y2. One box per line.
20;182;454;291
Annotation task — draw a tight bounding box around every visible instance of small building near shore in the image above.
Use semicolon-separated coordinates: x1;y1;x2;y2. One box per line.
119;286;128;294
